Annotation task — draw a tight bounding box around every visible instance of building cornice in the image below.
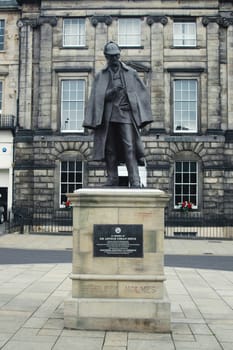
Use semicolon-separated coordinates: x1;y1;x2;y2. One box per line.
146;16;168;26
202;13;233;27
17;16;57;28
90;15;113;27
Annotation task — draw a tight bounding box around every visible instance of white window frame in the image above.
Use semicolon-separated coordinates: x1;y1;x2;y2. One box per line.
63;18;85;47
173;79;198;133
173;22;196;47
174;160;198;209
60;78;86;132
60;160;83;207
0;20;5;51
118;18;141;47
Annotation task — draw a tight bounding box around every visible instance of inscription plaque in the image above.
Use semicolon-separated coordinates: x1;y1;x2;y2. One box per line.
94;224;143;257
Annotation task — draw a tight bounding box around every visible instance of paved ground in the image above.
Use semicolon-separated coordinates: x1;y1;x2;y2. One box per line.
0;233;232;349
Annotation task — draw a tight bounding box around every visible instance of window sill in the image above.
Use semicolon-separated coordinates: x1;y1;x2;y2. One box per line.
170;45;200;49
172;132;198;135
60;46;88;50
118;45;144;49
60;130;84;134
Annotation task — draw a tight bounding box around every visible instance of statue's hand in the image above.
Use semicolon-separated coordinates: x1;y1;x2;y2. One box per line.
105;86;123;100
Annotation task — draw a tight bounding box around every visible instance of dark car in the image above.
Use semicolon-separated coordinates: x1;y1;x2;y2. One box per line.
0;205;5;224
0;193;6;224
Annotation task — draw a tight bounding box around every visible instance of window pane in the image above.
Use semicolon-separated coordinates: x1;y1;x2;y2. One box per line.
183;162;189;172
175;196;182;206
69;184;75;193
175;185;181;194
175;173;182;183
190;196;197;205
69;173;75;182
76;173;82;182
61;194;67;204
69;162;74;171
61;162;67;171
190;162;196;172
190;173;197;183
61;184;67;194
61;173;67;182
183;173;189;183
176;162;181;172
190;185;196;194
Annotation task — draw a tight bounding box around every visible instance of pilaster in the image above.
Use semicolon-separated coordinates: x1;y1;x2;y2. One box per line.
147;16;168;131
206;22;221;130
38;20;56;129
227;25;233;129
91;15;112;73
18;21;33;129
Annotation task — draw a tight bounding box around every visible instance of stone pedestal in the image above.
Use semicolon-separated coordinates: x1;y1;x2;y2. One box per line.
64;188;171;332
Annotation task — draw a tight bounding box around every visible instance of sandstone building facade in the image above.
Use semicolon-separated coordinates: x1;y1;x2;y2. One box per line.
9;0;233;219
0;0;19;221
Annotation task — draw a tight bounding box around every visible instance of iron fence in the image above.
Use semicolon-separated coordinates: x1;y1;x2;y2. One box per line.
0;114;16;130
8;207;73;235
165;209;233;240
7;206;233;239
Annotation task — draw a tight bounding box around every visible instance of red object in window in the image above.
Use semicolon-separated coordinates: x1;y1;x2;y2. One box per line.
65;200;71;208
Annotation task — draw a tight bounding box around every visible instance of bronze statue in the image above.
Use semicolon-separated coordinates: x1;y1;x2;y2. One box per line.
83;41;153;187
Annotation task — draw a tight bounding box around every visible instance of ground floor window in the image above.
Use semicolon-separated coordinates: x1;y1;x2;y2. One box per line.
174;160;198;209
60;160;83;206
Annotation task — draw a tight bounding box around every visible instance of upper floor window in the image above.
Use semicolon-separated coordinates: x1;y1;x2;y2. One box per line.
61;79;85;132
0;20;5;50
118;18;141;47
173;79;197;133
0;81;2;112
174;161;198;209
60;160;83;206
63;18;85;47
173;22;196;47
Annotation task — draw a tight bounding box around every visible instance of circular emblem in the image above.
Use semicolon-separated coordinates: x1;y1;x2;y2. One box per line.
115;227;121;234
17;19;24;28
2;147;7;153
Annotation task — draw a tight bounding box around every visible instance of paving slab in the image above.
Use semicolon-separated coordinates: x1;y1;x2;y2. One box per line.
52;335;104;350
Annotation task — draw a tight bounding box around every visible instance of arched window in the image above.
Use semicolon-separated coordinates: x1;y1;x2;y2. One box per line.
60;160;83;206
173;152;202;210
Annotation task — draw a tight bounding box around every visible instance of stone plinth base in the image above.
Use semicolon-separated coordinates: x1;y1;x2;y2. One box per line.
64;297;170;332
64;188;171;332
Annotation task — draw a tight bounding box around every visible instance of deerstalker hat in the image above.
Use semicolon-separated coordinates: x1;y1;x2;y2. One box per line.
104;41;121;55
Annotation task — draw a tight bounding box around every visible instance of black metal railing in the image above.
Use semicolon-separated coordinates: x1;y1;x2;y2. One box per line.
165;209;233;239
7;206;233;240
0;114;16;130
8;207;73;234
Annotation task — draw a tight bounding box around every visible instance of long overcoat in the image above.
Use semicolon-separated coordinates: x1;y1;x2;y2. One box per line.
83;62;153;162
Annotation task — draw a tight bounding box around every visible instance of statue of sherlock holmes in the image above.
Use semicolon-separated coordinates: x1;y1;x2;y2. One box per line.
83;41;153;188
